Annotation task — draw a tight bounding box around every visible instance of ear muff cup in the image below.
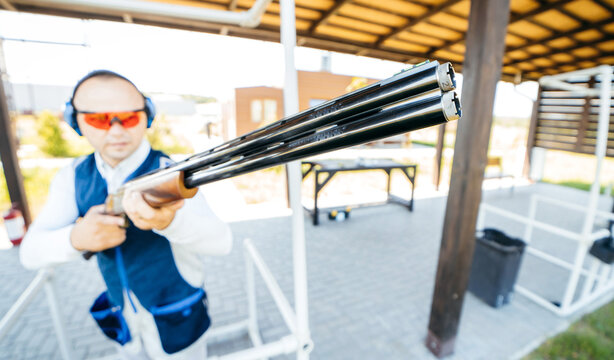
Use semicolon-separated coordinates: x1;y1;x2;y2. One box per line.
144;97;156;128
63;100;81;136
63;97;156;136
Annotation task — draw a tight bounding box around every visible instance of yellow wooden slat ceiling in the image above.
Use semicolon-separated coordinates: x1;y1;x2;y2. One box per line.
6;0;614;81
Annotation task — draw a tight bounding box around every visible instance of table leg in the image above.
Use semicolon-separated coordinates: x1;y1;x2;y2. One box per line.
313;170;337;226
385;169;392;201
401;166;416;212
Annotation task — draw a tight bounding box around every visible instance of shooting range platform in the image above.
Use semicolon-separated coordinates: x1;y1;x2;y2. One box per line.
1;183;613;360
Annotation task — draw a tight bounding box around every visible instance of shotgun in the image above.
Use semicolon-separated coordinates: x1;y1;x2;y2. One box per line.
104;60;459;215
81;61;460;260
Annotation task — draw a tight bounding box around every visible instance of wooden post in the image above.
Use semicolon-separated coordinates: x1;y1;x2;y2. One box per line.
522;84;541;179
434;123;446;190
425;0;510;357
0;78;31;226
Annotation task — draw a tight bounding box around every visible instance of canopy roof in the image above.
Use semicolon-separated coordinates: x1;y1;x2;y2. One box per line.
6;0;614;82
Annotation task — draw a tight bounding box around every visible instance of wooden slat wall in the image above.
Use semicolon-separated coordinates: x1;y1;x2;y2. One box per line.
531;71;614;157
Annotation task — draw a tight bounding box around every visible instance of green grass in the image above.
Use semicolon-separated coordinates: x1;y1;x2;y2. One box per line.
542;179;614;196
524;301;614;359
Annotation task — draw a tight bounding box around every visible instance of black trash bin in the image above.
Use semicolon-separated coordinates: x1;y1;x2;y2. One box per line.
468;228;526;308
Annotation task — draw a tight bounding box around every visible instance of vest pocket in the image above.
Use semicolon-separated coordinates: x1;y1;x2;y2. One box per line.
149;289;211;354
90;291;131;345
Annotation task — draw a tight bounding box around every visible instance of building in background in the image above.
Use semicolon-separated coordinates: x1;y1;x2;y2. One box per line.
232;70;377;136
227;70;414;146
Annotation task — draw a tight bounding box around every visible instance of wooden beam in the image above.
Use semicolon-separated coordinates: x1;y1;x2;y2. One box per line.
0;46;31;225
308;0;349;34
375;0;462;47
506;39;613;67
0;0;16;11
436;0;576;53
593;0;614;12
345;2;411;18
506;18;611;54
434;123;446;190
426;0;511;357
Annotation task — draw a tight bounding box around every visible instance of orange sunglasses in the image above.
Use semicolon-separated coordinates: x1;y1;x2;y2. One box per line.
79;109;144;130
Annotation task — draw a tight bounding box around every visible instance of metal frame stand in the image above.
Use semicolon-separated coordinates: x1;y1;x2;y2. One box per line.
0;268;74;360
205;238;313;359
478;65;614;316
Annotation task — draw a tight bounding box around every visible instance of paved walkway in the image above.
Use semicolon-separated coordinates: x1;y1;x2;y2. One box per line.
1;183;613;359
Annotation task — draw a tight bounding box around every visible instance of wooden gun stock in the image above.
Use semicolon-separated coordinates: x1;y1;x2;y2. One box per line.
104;170;198;216
82;171;198;260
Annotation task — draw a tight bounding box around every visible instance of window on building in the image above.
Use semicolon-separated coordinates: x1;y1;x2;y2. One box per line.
251;100;263;123
251;99;278;125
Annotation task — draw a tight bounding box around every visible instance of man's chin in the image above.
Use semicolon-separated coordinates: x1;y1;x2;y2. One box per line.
104;148;132;164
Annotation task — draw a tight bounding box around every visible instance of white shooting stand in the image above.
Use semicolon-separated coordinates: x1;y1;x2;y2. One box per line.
0;268;74;360
478;65;614;316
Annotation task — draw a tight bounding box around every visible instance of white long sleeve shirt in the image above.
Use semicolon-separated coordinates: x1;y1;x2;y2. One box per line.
20;140;232;359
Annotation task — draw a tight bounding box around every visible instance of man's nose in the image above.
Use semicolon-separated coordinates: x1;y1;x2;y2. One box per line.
108;118;126;133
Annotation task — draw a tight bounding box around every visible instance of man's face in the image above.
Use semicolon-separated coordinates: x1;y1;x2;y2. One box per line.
73;76;147;167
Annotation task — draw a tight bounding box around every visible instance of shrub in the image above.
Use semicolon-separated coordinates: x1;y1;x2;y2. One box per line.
37;111;71;157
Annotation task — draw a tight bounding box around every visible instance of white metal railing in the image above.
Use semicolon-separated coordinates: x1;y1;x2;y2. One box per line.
205;238;313;360
0;268;73;360
1;238;314;360
478;194;614;317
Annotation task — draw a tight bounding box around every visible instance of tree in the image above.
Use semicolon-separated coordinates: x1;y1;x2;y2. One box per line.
37;111;71;157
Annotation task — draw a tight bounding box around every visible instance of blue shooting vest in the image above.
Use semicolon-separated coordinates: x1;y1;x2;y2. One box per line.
75;150;210;354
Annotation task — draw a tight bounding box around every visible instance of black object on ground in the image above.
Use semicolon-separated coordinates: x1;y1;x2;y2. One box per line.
589;237;614;264
590;198;614;264
468;228;526;308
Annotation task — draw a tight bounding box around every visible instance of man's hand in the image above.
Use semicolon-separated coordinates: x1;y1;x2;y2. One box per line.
70;204;126;252
122;190;184;231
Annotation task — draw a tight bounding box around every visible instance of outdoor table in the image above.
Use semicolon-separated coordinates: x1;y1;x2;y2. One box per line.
301;159;416;225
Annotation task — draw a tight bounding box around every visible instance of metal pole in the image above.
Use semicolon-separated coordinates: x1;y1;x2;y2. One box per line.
244;239;297;334
244;240;263;348
280;0;312;358
0;269;49;339
560;65;612;310
44;270;74;360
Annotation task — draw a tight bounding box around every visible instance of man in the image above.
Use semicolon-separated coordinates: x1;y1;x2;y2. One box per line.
20;70;232;359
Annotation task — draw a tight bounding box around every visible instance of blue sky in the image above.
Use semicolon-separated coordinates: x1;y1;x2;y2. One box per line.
0;10;537;117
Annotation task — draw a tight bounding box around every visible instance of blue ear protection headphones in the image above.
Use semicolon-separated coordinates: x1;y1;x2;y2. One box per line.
63;70;156;135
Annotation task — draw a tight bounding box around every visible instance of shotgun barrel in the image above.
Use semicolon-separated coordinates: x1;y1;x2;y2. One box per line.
185;91;460;187
179;61;455;171
118;62;454;187
104;61;460;215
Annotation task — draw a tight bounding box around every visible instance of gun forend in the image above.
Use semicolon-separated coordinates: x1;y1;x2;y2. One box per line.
104;170;198;215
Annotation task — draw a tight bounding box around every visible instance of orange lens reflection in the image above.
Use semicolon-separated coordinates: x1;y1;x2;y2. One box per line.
83;111;141;130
